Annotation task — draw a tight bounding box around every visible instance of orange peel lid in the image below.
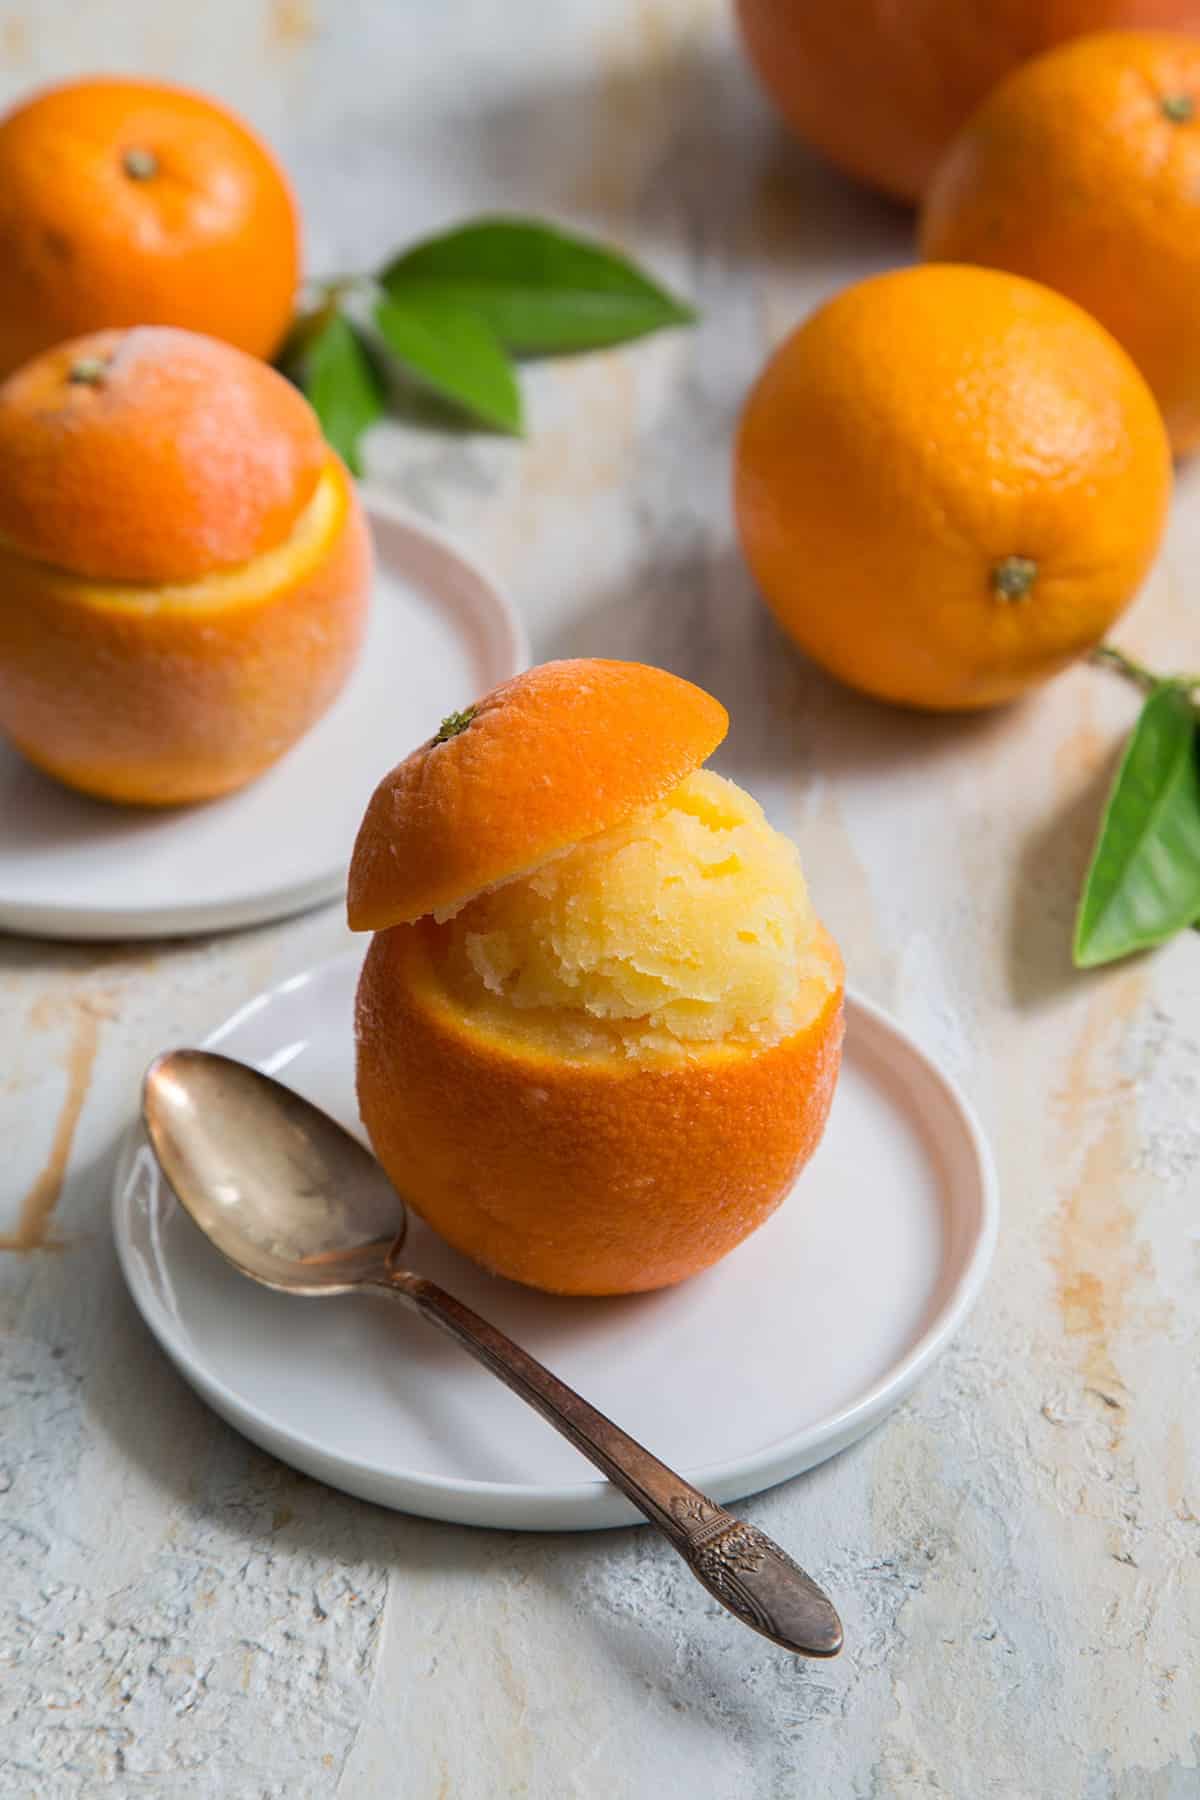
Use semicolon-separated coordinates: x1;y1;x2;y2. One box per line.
347;659;729;932
0;326;328;583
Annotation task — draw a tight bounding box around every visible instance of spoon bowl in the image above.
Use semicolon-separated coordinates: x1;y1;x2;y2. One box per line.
145;1048;406;1293
142;1047;843;1659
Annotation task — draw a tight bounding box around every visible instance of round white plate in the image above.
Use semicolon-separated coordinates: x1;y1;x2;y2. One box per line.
0;495;527;941
113;950;998;1531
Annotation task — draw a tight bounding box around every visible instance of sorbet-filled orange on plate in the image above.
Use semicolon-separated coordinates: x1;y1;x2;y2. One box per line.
0;325;371;805
349;659;844;1296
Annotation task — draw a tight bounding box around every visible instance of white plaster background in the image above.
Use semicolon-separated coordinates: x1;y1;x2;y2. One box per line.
1;1;1198;1794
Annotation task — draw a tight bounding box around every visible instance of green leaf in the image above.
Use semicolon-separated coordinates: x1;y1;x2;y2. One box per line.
1073;683;1200;968
373;294;522;435
295;310;385;476
380;216;696;355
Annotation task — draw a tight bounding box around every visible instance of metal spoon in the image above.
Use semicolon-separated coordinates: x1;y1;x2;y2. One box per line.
142;1048;843;1659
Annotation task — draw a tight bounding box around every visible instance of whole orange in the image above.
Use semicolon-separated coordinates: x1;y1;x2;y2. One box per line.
921;31;1200;455
0;327;370;804
734;265;1172;711
735;0;1200;203
351;660;844;1297
0;77;299;378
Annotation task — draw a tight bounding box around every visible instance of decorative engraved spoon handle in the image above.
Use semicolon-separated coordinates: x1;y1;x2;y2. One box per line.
375;1268;843;1658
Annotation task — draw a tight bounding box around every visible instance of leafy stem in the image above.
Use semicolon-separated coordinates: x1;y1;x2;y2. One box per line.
311;273;366;298
1092;642;1200;693
280;215;697;469
433;705;478;744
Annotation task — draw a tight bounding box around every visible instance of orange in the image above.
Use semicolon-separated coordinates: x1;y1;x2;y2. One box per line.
920;31;1200;455
350;660;844;1297
0;77;299;378
0;327;370;805
734;265;1172;712
734;0;1200;203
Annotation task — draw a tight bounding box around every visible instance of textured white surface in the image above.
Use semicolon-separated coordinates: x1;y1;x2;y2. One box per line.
2;1;1199;1794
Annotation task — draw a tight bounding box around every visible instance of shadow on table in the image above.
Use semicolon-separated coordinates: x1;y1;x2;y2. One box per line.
272;1456;857;1734
542;544;1023;788
0;897;297;971
429;32;909;273
0;930;163;976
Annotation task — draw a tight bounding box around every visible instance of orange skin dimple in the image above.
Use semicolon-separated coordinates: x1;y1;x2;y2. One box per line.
0;76;300;378
0;327;370;806
348;660;729;931
0;327;327;583
921;31;1200;455
734;264;1172;711
356;918;844;1297
734;0;1200;204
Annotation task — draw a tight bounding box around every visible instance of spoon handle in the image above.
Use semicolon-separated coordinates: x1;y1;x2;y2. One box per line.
374;1267;842;1658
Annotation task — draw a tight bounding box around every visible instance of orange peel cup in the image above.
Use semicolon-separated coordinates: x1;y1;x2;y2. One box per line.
350;660;844;1297
0;326;371;805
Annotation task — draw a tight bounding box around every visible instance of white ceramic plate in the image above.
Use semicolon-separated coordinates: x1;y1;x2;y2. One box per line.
0;495;527;940
112;950;998;1531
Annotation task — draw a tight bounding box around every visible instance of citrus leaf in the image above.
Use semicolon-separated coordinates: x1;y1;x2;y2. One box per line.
296;309;385;476
373;294;522;435
380;216;696;355
1074;683;1200;968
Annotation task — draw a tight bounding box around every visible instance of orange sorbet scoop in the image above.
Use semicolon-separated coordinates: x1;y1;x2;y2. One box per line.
349;660;844;1297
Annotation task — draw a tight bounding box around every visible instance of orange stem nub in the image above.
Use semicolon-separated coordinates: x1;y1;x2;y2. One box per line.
991;555;1037;602
122;146;159;180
